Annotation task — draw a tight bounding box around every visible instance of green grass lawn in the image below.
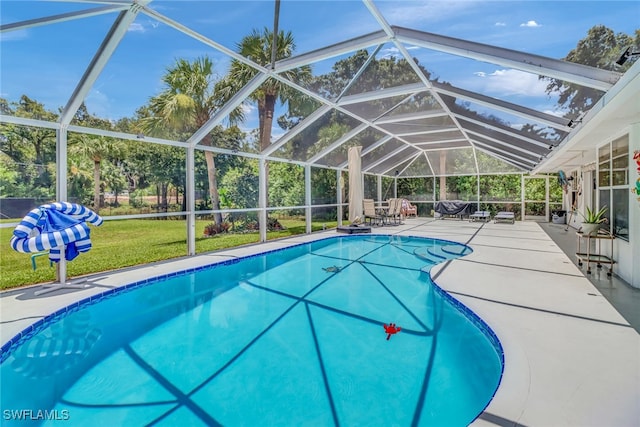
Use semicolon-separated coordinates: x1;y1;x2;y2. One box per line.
1;219;337;290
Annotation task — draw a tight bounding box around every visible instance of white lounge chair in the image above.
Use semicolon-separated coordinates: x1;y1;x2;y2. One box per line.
470;211;491;222
494;211;515;224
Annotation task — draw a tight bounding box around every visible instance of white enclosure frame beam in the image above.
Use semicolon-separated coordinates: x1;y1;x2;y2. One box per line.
374;110;449;125
472;141;538;167
337;135;393;169
189;74;268;147
394;26;620;91
380;151;421;176
307;123;368;163
432;82;571;131
263;105;332;156
0;5;127;33
394;127;459;137
469;135;542;163
59;2;149;125
275;30;388;72
363;0;483;168
338;83;426;106
455;115;555;150
363;145;410;172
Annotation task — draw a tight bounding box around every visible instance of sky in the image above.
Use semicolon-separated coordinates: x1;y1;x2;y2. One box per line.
1;0;638;135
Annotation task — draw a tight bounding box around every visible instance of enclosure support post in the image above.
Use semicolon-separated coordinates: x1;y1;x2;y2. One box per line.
337;169;343;227
520;173;525;221
305;165;312;234
433;176;436;203
545;175;550;222
57;127;68;286
476;173;480;211
377;175;382;203
259;158;267;242
186;146;196;256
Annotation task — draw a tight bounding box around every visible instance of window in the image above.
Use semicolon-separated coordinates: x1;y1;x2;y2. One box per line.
597;135;629;241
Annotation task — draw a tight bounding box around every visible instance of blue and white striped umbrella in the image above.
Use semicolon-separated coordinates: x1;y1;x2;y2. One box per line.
10;202;103;262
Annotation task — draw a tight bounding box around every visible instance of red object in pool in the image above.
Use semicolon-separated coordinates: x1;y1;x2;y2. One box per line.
383;323;401;340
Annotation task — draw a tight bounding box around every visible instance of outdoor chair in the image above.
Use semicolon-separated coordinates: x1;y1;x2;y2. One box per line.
363;199;383;226
401;199;417;218
494;211;515;224
385;198;402;225
469;211;491;222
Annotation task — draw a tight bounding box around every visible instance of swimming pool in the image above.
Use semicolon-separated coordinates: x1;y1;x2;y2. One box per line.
1;235;503;426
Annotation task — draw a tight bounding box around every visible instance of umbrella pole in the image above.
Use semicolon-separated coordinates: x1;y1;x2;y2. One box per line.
34;246;87;296
58;257;67;285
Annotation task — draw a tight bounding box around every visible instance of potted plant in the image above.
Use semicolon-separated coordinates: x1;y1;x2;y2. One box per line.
579;206;607;235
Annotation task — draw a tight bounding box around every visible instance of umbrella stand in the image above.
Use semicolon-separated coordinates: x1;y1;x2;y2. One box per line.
11;202;103;297
33;254;88;296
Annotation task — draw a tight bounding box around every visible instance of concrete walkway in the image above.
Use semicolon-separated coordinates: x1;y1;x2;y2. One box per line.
1;218;639;426
539;221;640;332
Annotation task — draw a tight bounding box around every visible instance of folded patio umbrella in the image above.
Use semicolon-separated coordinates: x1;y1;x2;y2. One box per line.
10;202;103;262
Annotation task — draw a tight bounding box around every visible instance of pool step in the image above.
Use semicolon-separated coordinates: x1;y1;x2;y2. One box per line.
428;244;472;260
441;244;472;257
414;244;471;262
413;247;441;264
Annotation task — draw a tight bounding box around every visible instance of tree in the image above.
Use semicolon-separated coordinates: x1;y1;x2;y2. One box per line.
0;96;57;199
141;57;226;224
217;28;312;203
69;134;123;212
0;152;20;197
543;26;640;117
267;162;304;208
102;162;128;206
220;28;311;152
68;158;93;205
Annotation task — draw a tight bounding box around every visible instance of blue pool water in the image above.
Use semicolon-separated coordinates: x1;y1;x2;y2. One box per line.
1;235;503;426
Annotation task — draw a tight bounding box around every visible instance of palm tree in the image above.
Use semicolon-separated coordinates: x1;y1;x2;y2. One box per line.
142;57;229;224
69;134;120;212
217;28;312;196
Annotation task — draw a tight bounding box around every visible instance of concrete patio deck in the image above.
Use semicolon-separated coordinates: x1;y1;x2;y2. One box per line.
1;218;639;426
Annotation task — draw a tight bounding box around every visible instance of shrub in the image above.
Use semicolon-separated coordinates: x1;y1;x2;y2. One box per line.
267;217;285;231
203;222;231;237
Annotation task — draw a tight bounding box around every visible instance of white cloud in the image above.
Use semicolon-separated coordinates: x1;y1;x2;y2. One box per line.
241;104;255;115
495;22;507;27
473;69;549;97
379;45;420;59
543;109;568;118
380;47;400;58
379;46;412;59
128;23;146;33
520;20;541;28
127;20;160;33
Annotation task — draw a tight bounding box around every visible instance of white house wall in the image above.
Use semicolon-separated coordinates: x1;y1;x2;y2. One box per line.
630;123;640;287
571;126;639;287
